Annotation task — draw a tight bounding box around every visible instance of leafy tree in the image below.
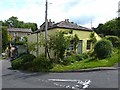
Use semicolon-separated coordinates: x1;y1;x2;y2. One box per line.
105;36;120;48
94;18;120;37
6;16;19;27
4;16;38;32
48;31;71;62
2;26;9;52
90;32;97;44
24;23;38;32
27;42;37;54
72;34;79;54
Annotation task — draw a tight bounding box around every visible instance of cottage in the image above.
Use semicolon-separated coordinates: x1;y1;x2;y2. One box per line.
8;28;32;39
28;19;101;56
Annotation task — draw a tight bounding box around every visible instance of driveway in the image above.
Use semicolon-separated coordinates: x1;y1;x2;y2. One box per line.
1;60;119;89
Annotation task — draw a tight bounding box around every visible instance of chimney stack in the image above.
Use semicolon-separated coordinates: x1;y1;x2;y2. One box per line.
49;19;51;23
65;19;69;22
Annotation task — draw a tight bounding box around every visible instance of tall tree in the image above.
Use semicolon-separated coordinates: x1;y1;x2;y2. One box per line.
48;31;71;61
6;16;19;28
4;16;38;32
2;26;9;51
94;18;120;37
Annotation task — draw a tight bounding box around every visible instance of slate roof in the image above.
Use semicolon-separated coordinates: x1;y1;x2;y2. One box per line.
8;28;32;33
49;21;92;31
35;19;92;33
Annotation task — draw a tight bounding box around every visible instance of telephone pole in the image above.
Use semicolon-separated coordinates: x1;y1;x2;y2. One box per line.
91;19;92;29
45;0;48;57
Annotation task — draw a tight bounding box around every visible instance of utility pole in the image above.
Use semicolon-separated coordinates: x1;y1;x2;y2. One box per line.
45;0;48;57
91;19;92;30
36;32;39;56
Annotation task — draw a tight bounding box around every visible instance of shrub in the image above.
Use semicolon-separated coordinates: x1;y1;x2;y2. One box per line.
105;36;120;48
11;59;23;70
62;56;72;65
94;39;113;59
74;53;89;61
62;53;89;65
32;54;52;71
11;54;36;70
21;54;36;63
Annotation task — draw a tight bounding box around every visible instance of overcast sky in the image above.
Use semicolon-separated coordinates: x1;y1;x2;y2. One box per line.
0;0;119;28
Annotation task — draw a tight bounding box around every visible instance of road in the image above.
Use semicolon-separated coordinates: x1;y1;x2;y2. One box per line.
1;60;119;89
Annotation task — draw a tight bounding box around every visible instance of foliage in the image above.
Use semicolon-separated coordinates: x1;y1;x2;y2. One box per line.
48;31;71;61
27;42;37;53
14;36;28;45
3;16;38;32
62;57;72;65
62;53;89;65
72;34;79;53
11;59;23;69
77;53;89;61
90;32;97;44
11;54;36;70
51;48;119;72
21;54;36;63
94;39;113;59
32;54;52;71
94;18;120;37
2;26;9;52
105;36;120;48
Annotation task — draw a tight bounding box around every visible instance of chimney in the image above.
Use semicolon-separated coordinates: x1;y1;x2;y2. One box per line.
48;19;53;27
65;19;69;22
49;19;51;23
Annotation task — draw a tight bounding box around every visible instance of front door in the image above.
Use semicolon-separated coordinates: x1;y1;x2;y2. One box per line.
77;40;82;54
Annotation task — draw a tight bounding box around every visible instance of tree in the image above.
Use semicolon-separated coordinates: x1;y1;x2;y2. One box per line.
72;34;79;54
6;16;19;28
24;23;38;32
90;32;97;44
4;16;38;32
48;31;71;62
94;18;120;37
2;26;9;52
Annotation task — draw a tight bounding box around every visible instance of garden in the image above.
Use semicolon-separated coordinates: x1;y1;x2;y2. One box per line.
11;32;120;72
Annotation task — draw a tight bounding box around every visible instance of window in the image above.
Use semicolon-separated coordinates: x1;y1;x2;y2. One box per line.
87;40;91;50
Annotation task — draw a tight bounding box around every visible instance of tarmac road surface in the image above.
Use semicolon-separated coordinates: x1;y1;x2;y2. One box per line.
1;60;119;89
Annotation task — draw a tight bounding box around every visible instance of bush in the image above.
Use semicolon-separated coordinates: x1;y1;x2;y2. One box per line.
62;56;72;65
20;54;36;63
11;59;23;70
32;54;52;71
11;54;36;70
62;53;89;65
105;36;120;48
94;39;113;59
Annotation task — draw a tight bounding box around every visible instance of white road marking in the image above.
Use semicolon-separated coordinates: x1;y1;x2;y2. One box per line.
48;79;91;89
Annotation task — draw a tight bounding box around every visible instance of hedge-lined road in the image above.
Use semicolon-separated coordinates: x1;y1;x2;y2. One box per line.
2;60;118;89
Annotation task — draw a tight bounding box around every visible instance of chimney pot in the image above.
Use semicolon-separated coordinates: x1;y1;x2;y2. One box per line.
49;19;51;22
65;19;69;22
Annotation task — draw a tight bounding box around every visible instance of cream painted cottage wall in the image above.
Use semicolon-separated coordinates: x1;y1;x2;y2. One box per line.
28;27;101;56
